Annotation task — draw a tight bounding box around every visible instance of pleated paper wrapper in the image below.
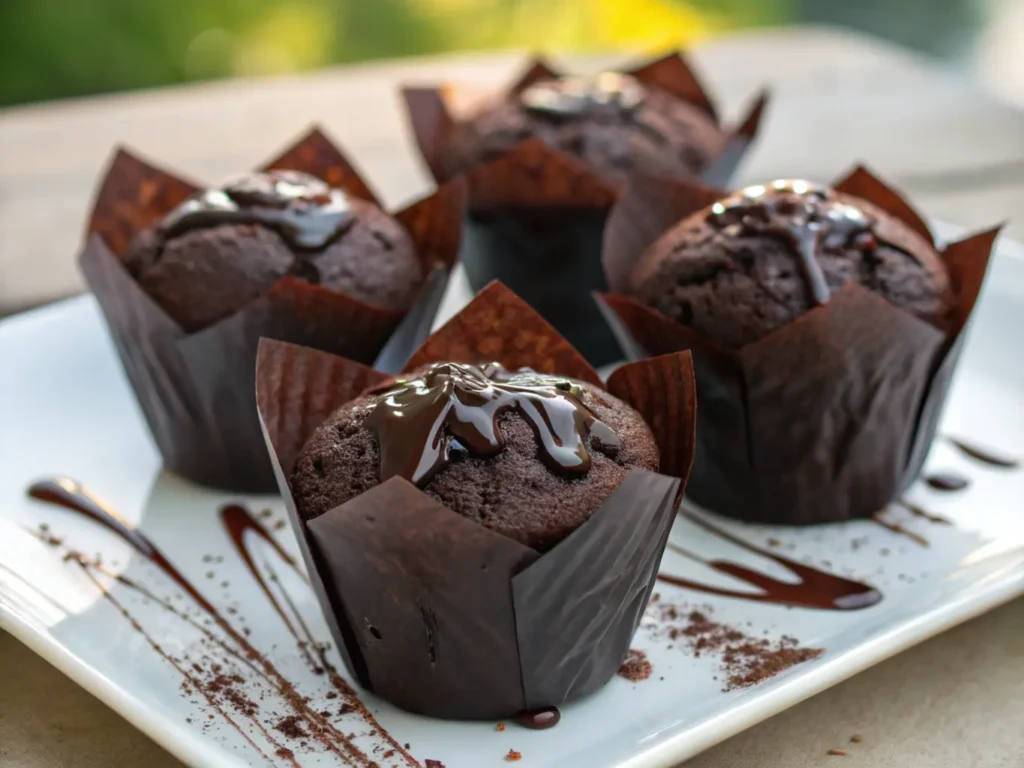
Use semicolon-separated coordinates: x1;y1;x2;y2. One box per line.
80;127;466;492
598;167;1001;525
401;51;769;366
256;281;696;718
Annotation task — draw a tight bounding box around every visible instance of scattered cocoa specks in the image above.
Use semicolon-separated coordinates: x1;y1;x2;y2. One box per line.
618;648;653;682
274;519;287;530
274;715;308;739
325;691;338;699
767;537;782;548
260;509;274;519
404;743;412;750
827;748;848;756
205;571;214;579
424;760;446;768
276;747;295;760
642;602;822;690
850;733;863;743
497;722;506;731
204;673;258;717
506;749;522;761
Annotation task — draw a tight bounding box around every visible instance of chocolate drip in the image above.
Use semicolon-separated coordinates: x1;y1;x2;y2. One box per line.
520;72;645;118
658;515;883;611
159;170;354;250
365;363;619;486
516;706;561;730
27;479;418;768
925;472;970;492
708;180;875;305
946;436;1020;468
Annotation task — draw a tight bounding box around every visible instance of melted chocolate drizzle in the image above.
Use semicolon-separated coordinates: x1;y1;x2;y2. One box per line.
365;362;619;486
946;436;1020;468
708;180;875;305
516;706;561;730
26;479;418;768
159;170;354;251
520;72;645;118
658;515;883;611
925;472;970;492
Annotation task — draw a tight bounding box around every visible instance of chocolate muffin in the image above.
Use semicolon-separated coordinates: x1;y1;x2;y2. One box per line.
291;362;659;551
444;73;726;186
629;180;954;348
124;170;422;332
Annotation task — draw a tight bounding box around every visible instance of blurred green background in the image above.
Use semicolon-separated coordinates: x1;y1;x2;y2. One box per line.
0;0;1003;107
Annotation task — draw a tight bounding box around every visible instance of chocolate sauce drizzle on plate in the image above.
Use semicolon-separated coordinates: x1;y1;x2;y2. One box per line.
365;362;619;485
26;478;418;768
658;515;883;611
160;170;354;251
925;472;970;492
708;180;875;305
946;436;1021;468
516;706;561;730
520;72;645;118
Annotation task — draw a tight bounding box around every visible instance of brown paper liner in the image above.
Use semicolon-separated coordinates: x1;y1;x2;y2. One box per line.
401;51;766;367
79;127;464;492
401;50;768;199
254;281;694;718
600;168;1001;524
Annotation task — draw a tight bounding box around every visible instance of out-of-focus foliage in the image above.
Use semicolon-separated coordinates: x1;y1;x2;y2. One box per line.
0;0;790;107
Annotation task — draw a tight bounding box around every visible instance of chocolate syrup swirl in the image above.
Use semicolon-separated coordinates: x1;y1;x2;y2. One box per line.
925;472;970;492
26;479;418;768
365;362;619;486
159;170;354;250
946;436;1020;468
708;180;875;304
659;515;883;611
520;72;645;118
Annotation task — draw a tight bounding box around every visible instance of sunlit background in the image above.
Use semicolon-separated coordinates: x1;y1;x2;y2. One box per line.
2;0;1023;108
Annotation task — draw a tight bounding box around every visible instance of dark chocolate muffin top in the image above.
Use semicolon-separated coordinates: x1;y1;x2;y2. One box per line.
124;170;422;332
443;73;725;186
291;362;660;551
629;179;953;348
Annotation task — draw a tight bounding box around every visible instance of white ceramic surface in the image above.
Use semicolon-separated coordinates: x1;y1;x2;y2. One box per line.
1;224;1022;768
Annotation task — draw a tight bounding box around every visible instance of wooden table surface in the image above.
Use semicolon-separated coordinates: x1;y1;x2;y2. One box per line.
1;24;1022;768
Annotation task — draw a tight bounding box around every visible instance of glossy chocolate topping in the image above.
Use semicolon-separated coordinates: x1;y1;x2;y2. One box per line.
364;362;620;486
159;170;355;250
520;72;645;118
708;180;876;304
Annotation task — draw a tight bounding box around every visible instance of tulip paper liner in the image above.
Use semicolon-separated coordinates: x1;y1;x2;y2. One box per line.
598;167;1002;525
401;52;768;368
79;127;466;493
254;280;695;719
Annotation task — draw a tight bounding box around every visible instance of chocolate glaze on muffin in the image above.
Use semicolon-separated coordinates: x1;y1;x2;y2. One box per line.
124;170;422;332
629;180;954;348
444;73;725;186
291;362;660;551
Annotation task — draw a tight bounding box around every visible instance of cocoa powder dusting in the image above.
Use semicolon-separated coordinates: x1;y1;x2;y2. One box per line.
274;715;308;739
618;648;653;682
425;760;446;768
643;600;822;690
850;733;864;743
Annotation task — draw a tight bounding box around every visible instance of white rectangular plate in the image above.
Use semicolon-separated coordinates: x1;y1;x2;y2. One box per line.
1;223;1022;768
